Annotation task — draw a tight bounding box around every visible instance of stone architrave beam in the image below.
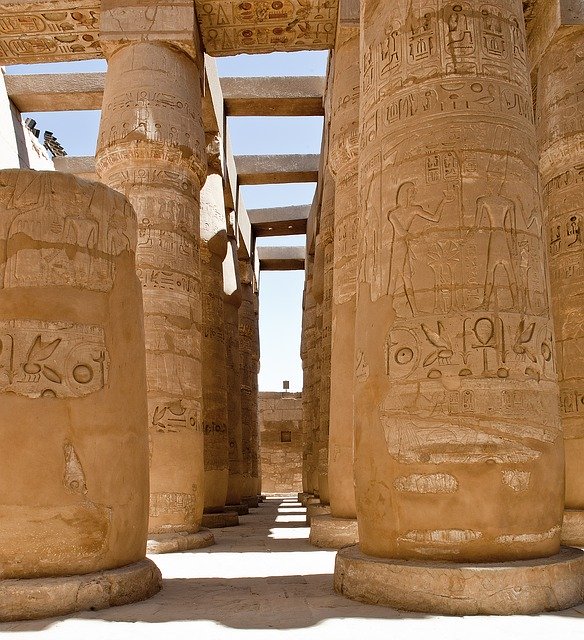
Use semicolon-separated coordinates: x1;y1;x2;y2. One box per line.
248;205;309;236
53;155;97;180
237;154;319;185
194;0;339;57
5;73;325;117
221;76;324;116
257;245;305;271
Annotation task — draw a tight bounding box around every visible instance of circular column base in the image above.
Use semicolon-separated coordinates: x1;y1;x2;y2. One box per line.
306;503;331;524
242;496;259;508
226;503;249;516
299;493;314;507
334;545;584;615
0;558;162;622
309;515;359;549
562;510;584;547
201;511;239;528
147;529;215;554
306;497;320;506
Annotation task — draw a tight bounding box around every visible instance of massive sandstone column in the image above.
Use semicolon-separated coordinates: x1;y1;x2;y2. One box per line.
224;234;245;509
200;147;231;523
313;22;360;546
334;0;584;614
239;257;260;502
0;170;161;621
96;41;213;553
537;26;584;547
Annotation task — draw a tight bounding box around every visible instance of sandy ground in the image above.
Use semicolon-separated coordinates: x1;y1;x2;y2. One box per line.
2;496;583;639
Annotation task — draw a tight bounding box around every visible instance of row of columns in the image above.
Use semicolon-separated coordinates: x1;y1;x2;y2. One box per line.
302;0;584;615
0;32;262;620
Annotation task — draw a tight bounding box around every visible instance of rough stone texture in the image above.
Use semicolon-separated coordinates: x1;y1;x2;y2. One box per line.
238;257;260;499
146;529;215;554
353;0;563;562
537;27;584;547
195;0;339;56
201;165;230;514
306;503;331;524
0;170;151;582
327;21;359;521
95;41;207;538
562;510;584;548
309;514;359;549
225;503;249;516
0;559;162;622
201;512;240;528
334;545;584;615
259;391;303;494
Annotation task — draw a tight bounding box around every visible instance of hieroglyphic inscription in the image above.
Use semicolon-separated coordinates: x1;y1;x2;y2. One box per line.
0;320;108;398
0;2;101;64
196;0;339;56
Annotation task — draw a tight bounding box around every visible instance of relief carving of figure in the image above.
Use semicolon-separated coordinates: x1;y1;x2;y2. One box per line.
386;182;455;315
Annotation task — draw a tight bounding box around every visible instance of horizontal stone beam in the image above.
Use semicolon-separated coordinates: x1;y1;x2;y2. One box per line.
248;205;309;237
237;154;319;185
53;155;96;181
5;73;325;117
221;77;324;116
257;245;305;271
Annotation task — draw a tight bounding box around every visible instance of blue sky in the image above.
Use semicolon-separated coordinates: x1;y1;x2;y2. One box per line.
6;50;328;391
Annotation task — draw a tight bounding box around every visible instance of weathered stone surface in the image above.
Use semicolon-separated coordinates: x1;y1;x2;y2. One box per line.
195;0;339;56
306;503;330;524
259;392;303;494
327;21;358;521
96;41;207;538
335;545;584;615
201;511;239;528
0;559;161;622
147;529;215;554
562;510;584;547
537;27;584;548
309;514;359;549
353;0;563;563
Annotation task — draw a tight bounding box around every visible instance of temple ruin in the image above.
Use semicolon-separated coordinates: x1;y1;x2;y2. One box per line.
1;0;584;631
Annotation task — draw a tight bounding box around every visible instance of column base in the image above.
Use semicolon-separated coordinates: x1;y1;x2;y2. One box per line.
242;496;259;508
306;503;331;524
225;503;249;516
562;510;584;547
334;545;584;615
298;493;314;506
201;511;239;528
306;497;320;506
309;515;359;549
0;558;161;622
147;529;215;554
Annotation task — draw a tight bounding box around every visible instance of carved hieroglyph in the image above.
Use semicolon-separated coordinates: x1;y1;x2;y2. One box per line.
195;0;339;56
537;27;584;518
96;41;207;536
0;170;149;579
0;0;101;65
238;257;260;498
327;22;358;520
224;237;244;505
200;168;229;513
301;254;319;495
354;0;563;561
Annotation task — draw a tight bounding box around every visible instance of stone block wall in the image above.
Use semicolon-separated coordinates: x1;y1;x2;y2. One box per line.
259;392;303;494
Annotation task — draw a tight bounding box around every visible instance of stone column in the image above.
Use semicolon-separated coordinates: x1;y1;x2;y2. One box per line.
239;256;260;502
313;22;360;547
537;26;584;547
200;143;236;527
0;170;161;621
252;288;262;498
335;0;584;614
96;40;213;554
224;234;246;511
300;255;319;503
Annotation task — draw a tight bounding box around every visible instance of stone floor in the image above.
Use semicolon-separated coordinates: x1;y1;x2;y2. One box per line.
3;497;584;639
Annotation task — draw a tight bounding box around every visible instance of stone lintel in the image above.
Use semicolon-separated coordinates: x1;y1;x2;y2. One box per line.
0;559;161;622
237;198;253;261
5;72;106;112
221;76;324;117
257;245;305;271
248;205;309;237
53;155;97;180
236;154;319;185
335;545;584;615
339;0;360;26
